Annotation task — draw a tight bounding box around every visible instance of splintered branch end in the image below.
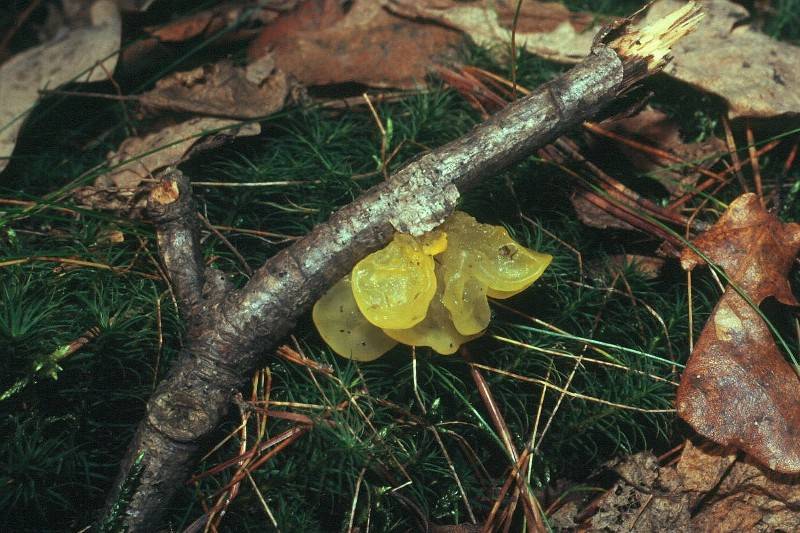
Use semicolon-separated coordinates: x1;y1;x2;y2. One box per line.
611;2;703;78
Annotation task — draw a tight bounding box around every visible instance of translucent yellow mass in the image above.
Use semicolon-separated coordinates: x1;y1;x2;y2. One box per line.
438;212;552;329
470;227;552;293
384;271;477;355
351;233;438;329
313;211;552;359
418;230;448;256
439;246;491;335
312;275;397;361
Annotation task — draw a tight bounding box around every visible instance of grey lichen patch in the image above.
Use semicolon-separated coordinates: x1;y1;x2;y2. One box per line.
388;178;460;236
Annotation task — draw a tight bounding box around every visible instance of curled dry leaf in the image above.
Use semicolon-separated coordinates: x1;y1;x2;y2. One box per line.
74;118;260;216
386;0;597;64
645;0;800;118
606;254;665;280
570;190;637;231
586;441;800;532
677;193;800;473
590;452;691;532
120;2;293;75
248;0;463;89
600;106;726;198
139;55;289;119
0;0;121;174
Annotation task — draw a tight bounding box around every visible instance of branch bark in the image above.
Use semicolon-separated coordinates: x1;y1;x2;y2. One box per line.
103;5;703;530
146;169;205;318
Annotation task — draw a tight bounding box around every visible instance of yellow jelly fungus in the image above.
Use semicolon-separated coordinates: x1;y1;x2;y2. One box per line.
313;211;551;359
312;275;397;361
418;230;448;256
384;272;477;355
351;233;438;329
439;247;492;335
485;287;523;299
471;226;552;293
443;212;552;294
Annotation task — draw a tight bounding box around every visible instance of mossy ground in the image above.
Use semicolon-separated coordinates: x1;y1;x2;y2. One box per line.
2;1;800;531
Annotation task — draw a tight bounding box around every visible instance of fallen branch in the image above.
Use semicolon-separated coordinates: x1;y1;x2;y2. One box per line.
102;4;703;530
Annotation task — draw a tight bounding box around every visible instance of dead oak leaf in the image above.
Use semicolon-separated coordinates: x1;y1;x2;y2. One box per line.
570;190;637;232
687;443;800;532
139;55;289;119
677;193;800;473
248;0;463;89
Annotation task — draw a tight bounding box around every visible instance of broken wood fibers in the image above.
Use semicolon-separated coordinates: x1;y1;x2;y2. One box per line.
104;5;704;530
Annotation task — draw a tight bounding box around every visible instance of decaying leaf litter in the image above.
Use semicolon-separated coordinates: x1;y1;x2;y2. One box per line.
1;0;800;531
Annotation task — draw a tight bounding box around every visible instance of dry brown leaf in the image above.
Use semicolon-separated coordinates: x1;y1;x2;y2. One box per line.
570;190;637;231
143;1;296;42
146;3;252;42
120;3;293;75
606;254;666;280
386;0;599;64
0;0;121;173
248;0;345;50
585;441;800;532
139;55;289;119
248;0;463;89
74;118;260;215
689;448;800;531
589;452;692;532
677;193;800;473
601;106;726;197
645;0;800;118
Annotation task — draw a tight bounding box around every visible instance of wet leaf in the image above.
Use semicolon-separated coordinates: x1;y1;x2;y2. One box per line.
677;193;800;473
644;0;800;118
0;0;121;173
248;0;463;89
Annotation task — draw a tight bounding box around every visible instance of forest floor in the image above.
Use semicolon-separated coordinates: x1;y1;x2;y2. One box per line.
1;0;800;531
